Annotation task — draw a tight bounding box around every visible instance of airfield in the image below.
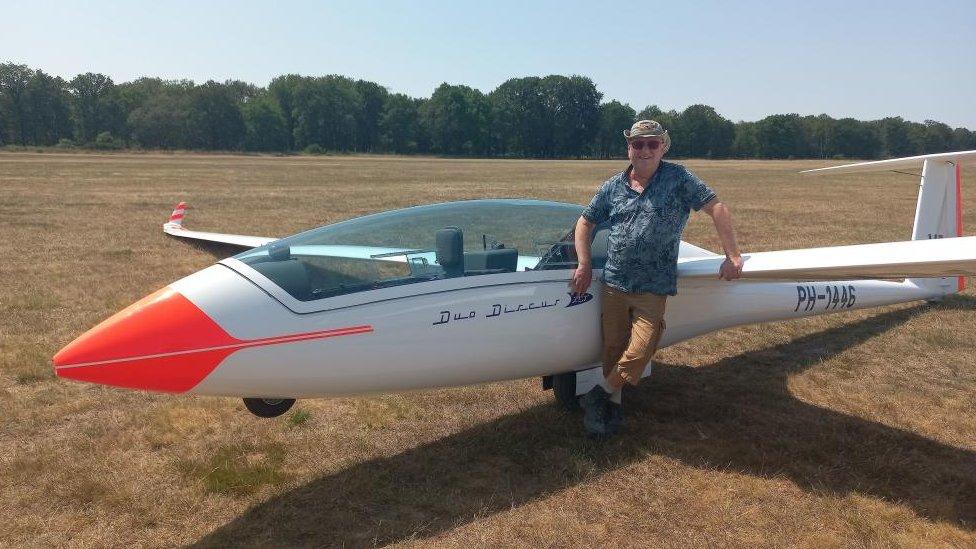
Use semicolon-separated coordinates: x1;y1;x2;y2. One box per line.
1;151;974;547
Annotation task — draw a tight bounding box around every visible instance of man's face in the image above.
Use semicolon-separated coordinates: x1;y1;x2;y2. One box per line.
627;137;665;168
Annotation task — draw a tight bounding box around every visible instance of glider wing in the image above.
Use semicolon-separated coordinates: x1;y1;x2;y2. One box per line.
163;202;276;249
800;150;976;175
677;236;976;281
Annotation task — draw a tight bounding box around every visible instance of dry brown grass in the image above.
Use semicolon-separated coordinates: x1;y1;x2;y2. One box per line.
0;151;974;548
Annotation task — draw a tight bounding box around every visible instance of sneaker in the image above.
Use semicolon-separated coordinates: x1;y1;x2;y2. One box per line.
606;401;624;435
582;386;611;437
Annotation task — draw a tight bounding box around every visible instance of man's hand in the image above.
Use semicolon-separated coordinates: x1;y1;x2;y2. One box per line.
570;265;593;294
571;216;595;294
719;255;744;281
703;199;743;281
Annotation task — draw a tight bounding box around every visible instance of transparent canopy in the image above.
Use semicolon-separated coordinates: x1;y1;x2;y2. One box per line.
234;199;583;301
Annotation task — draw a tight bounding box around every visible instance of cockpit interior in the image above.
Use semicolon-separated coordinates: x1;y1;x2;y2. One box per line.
233;199;603;301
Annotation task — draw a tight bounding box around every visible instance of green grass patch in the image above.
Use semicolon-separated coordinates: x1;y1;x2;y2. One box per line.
3;292;59;311
177;443;290;496
287;408;310;427
915;328;968;349
354;395;418;429
3;343;54;384
15;369;52;384
100;248;135;259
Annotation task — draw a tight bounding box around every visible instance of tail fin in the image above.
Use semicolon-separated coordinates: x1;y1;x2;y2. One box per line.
911;160;964;294
802;150;974;296
165;201;187;230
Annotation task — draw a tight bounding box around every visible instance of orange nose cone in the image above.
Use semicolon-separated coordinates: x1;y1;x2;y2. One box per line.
53;287;238;393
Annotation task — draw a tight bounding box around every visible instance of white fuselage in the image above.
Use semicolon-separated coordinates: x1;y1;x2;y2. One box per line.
174;259;938;399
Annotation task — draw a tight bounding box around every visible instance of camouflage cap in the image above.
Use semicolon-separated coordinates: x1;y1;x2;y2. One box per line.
623;119;671;152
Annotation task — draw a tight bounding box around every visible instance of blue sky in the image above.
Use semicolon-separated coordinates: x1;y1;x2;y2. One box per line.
4;0;975;127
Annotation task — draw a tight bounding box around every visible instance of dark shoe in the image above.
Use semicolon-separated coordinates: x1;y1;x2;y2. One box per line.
582;386;611;437
607;401;624;435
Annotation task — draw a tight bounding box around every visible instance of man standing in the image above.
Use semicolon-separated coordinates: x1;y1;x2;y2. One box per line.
570;120;743;437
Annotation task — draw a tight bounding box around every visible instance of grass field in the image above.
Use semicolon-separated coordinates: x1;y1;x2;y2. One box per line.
1;152;974;548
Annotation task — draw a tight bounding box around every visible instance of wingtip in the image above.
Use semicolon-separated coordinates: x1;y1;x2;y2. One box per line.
169;202;186;221
164;201;188;230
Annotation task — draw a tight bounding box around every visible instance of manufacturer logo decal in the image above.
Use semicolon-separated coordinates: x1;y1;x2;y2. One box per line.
566;292;593;307
431;299;561;326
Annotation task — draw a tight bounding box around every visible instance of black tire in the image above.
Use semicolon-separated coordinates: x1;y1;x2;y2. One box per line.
552;372;581;412
243;397;296;418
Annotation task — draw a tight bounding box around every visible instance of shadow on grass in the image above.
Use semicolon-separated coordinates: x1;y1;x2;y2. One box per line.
194;299;976;547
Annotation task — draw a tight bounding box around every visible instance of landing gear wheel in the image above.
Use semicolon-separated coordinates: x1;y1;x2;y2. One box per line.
552;372;581;412
243;397;296;418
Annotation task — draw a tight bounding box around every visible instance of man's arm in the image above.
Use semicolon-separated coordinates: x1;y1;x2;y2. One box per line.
701;198;743;281
570;216;595;293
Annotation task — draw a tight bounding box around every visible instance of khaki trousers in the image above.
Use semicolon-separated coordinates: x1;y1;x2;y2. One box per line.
601;286;667;386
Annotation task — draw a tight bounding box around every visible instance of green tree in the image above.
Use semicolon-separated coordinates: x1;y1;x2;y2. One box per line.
186;81;246;150
876;117;915;157
541;75;602;158
676;104;734;158
732;122;760;158
489;77;547;157
118;77;165;115
243;93;288;152
423;83;489;155
594;100;635;159
903;121;929;155
801;114;834;158
636;105;676;129
413;97;432;153
831;118;880;158
94;130;120;150
377;93;420;153
922;120;953;153
123;79;193;149
0;63;34;145
268;74;304;151
291;75;361;151
69;72;124;144
26;70;72;146
755;114;807;158
223;80;260;104
354;80;389;152
128;92;189;149
951;127;975;151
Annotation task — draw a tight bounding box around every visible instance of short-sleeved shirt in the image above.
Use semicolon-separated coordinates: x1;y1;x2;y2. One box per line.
581;161;716;296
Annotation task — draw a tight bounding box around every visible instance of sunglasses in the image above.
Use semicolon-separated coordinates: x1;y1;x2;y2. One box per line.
629;139;663;151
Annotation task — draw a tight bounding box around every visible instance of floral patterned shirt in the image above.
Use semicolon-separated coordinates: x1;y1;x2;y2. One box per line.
581;161;716;296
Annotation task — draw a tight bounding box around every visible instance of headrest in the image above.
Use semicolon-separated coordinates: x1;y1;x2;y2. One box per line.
464;248;518;273
268;244;291;261
436;227;463;269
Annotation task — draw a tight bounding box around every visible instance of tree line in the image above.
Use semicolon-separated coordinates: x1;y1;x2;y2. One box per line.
1;62;973;159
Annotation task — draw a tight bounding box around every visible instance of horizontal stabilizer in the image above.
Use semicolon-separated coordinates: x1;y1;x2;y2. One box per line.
800;150;976;175
677;236;976;281
163;202;276;249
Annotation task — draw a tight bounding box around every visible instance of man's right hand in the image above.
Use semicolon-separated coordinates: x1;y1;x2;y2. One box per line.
570;265;592;294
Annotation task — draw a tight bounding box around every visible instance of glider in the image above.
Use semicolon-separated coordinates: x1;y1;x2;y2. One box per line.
53;151;976;416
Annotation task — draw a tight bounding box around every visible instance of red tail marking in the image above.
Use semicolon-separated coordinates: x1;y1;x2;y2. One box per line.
957;163;966;291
